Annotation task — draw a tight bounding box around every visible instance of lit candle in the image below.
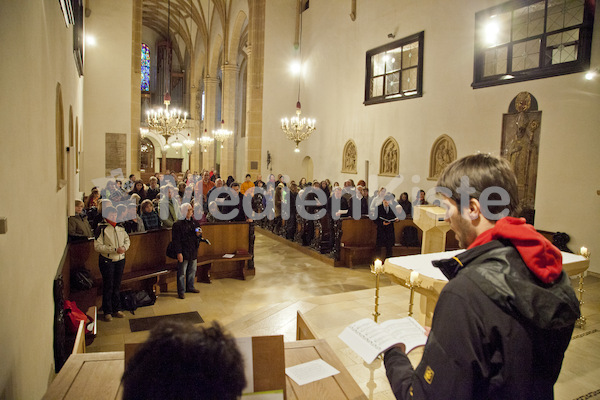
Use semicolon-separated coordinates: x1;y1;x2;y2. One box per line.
580;246;590;258
410;270;419;284
373;259;383;273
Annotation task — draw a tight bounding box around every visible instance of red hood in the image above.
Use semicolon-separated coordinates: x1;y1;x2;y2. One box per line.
468;217;562;284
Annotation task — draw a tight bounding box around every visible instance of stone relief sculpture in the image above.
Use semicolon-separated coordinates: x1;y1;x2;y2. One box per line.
428;134;457;180
501;91;542;224
341;140;357;174
379;137;399;176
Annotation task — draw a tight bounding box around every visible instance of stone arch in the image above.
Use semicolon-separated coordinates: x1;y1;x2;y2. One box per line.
341;139;357;174
56;83;66;190
379;137;399;176
228;10;248;64
428;134;457;180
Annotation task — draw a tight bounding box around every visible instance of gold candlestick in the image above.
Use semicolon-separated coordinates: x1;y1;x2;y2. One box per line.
406;270;421;318
577;247;591;329
371;259;384;322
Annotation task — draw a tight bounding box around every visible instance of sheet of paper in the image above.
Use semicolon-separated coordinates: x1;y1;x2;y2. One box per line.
242;390;284;399
386;250;464;281
223;253;235;258
285;359;340;386
234;337;254;394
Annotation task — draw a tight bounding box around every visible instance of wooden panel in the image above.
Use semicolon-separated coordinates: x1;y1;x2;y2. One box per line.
285;340;367;400
296;311;317;340
252;335;286;393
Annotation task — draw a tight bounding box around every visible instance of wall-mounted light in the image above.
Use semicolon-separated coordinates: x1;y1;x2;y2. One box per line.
585;67;598;80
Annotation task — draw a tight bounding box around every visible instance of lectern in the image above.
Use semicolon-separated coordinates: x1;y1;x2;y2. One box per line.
412;205;450;254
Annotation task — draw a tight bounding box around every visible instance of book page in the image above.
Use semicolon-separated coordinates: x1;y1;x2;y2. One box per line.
234;337;254;394
338;317;427;363
380;317;427;353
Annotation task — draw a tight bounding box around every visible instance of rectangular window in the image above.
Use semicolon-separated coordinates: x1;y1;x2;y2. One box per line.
473;0;595;88
365;31;424;105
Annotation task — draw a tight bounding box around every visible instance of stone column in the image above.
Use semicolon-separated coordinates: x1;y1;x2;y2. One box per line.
245;0;265;177
203;76;219;171
130;0;142;176
221;64;239;179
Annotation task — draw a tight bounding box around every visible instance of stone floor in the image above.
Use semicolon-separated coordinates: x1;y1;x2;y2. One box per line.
87;232;600;400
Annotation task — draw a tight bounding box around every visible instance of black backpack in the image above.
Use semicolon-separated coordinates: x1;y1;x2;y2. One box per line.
71;267;94;291
120;290;138;314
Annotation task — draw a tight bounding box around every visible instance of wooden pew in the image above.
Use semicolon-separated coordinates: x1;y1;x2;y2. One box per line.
66;222;255;305
159;222;255;288
337;217;459;268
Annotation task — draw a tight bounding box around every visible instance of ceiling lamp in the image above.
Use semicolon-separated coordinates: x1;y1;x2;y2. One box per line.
213;120;233;149
170;137;183;148
184;133;195;147
280;9;315;152
145;0;187;141
199;129;214;152
281;102;315;153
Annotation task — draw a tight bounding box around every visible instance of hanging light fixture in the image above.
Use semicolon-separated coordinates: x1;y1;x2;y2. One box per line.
184;132;195;147
213;120;233;149
199;129;214;152
146;0;187;141
280;9;316;152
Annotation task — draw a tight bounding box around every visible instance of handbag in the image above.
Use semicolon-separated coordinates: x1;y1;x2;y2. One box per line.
166;241;177;259
64;300;93;334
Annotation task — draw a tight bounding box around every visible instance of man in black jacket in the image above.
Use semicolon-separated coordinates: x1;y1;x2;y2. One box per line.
384;154;580;399
172;203;210;299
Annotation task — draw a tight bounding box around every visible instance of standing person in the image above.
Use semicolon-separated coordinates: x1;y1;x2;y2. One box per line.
398;192;412;218
240;174;255;195
94;206;130;322
254;174;264;187
146;176;160;201
123;174;136;192
68;200;94;241
374;194;397;260
384;154;580;399
172;203;210;299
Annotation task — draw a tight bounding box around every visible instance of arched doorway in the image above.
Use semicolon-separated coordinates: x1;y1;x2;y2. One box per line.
140;137;155;182
301;156;313;182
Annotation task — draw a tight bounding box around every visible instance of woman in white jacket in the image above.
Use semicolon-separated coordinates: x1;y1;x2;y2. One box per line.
94;205;130;321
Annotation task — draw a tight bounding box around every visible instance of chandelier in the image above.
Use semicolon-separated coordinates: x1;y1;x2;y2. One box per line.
199;129;214;152
280;9;315;152
184;133;195;147
213;120;233;148
281;101;315;152
145;0;187;141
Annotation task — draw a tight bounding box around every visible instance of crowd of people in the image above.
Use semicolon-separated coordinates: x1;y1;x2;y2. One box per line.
68;169;432;243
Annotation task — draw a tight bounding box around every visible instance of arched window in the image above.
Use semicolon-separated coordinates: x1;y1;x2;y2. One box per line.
140;137;155;171
141;43;150;92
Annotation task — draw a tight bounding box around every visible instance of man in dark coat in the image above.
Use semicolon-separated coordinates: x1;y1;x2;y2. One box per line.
374;194;397;259
172;203;209;299
384;154;580;399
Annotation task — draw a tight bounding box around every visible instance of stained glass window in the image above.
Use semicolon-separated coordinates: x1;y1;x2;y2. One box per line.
141;43;150;92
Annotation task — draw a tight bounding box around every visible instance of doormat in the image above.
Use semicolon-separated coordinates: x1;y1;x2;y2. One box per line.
129;312;204;332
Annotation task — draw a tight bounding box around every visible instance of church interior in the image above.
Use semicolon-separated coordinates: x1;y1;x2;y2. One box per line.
1;0;599;398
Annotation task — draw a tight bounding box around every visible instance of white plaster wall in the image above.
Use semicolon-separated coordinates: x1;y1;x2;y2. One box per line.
82;0;133;190
263;0;600;272
0;1;84;398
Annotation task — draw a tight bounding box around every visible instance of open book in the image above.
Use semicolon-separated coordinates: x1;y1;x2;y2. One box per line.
379;217;398;223
338;317;427;363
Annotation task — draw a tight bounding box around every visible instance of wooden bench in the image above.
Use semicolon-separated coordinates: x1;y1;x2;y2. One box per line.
338;217;459;268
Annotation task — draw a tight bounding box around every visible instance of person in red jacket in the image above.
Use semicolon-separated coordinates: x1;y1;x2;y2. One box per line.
384;154;579;400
